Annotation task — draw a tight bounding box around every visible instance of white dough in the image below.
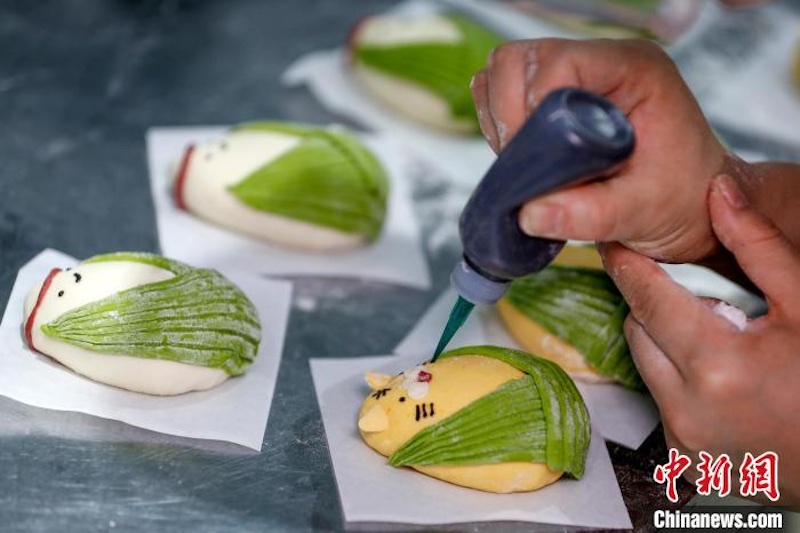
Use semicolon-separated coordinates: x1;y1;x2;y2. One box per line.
352;65;477;134
24;261;228;395
356;14;462;46
176;131;365;251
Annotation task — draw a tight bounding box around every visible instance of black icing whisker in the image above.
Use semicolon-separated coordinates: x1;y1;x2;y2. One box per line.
421;403;427;418
415;404;420;422
371;388;390;400
73;273;81;283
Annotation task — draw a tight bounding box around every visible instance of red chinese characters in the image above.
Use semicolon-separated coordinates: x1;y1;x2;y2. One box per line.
655;448;781;503
696;451;733;497
654;448;692;503
740;451;780;501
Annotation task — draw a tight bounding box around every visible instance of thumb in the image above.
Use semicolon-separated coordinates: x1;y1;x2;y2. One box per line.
709;174;800;313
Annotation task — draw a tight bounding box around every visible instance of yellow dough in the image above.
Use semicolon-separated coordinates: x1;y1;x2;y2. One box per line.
551;244;604;269
358;354;563;493
498;245;611;383
496;243;643;389
496;298;603;382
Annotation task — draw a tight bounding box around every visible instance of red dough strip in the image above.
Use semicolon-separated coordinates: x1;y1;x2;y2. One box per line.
173;144;195;210
344;17;367;66
25;268;62;353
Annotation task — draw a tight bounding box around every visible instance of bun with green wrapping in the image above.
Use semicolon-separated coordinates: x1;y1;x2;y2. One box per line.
347;12;505;134
23;252;261;395
358;345;591;493
496;246;644;390
172;122;389;252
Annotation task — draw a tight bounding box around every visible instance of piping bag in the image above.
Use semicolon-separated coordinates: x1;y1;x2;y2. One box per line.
431;87;635;361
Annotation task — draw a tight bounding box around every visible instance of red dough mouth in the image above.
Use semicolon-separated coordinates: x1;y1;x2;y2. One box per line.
25;268;62;353
174;144;195;210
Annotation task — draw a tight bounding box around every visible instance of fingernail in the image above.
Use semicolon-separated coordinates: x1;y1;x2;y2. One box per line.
520;203;565;237
715;174;749;209
487;48;496;67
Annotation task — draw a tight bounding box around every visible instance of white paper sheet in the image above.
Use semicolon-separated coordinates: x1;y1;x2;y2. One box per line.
146;127;431;290
0;249;293;451
309;354;631;530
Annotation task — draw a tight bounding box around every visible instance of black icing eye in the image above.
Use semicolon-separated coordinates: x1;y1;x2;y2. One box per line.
398;397;406;403
73;273;81;283
57;290;64;297
65;267;72;272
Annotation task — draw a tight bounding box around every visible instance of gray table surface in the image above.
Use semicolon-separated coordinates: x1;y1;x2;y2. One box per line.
2;1;799;532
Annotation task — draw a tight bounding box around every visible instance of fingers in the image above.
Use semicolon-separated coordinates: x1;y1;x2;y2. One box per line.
470;70;500;153
709;175;800;314
486;42;529;151
475;38;662;153
471;42;532;153
521;38;661;116
624;315;684;405
600;243;724;370
518;176;646;243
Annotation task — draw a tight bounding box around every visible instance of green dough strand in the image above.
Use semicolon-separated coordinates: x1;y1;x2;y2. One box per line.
354;13;505;125
228;123;389;242
506;266;645;390
390;345;591;479
42;253;261;376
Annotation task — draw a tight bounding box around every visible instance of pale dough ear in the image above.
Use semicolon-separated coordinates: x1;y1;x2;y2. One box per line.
365;371;392;391
358;404;389;433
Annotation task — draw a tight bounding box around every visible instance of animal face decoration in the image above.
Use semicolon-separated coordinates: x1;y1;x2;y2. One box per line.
357;347;592;493
358;357;524;459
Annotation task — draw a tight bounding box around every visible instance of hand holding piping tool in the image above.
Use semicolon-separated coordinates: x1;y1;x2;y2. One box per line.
432;87;636;360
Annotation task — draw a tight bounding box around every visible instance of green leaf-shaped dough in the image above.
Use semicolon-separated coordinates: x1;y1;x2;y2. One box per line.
228;123;389;242
506;266;644;390
354;13;505;124
42;253;261;376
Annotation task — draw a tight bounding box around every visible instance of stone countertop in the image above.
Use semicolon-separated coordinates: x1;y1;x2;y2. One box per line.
1;1;798;532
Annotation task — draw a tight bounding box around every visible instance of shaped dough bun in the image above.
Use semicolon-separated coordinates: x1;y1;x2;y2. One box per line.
347;12;504;134
172;122;389;252
23;252;261;396
358;346;591;493
497;245;644;390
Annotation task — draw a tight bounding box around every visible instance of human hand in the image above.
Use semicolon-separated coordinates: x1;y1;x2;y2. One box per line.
471;38;736;264
600;174;800;507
